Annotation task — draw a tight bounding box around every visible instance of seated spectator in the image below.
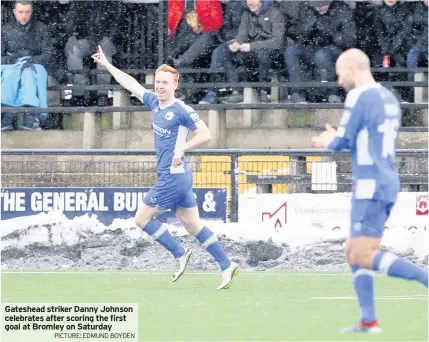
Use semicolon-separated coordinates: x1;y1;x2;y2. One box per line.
406;0;428;102
353;1;379;61
198;0;246;104
200;0;285;104
276;0;301;43
373;0;413;101
166;0;224;102
64;1;122;106
1;0;53;131
283;0;356;103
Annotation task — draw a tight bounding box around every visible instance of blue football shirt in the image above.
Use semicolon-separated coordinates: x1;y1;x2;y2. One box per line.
142;92;201;176
327;84;402;202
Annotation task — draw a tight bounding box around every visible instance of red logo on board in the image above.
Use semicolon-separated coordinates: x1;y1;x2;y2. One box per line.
262;202;287;230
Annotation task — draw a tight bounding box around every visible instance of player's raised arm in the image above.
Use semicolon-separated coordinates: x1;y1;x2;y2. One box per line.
91;46;147;100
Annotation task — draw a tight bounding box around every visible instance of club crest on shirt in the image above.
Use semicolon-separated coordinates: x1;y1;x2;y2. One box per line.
165;111;174;120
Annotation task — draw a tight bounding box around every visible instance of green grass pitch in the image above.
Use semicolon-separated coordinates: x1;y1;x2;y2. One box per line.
1;270;428;341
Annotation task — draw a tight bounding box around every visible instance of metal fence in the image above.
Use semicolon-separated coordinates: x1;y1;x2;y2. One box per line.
2;149;428;221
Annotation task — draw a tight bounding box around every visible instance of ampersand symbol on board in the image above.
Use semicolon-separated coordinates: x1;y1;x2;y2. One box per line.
203;192;216;212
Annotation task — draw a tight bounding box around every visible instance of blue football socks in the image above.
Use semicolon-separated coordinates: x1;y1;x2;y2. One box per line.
373;251;428;287
196;226;231;271
351;264;377;324
143;219;185;259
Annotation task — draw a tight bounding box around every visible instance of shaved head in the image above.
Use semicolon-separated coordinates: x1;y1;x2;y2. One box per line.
336;49;371;72
335;48;374;92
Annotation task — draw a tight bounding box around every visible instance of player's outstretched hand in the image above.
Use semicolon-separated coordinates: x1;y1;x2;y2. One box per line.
311;123;337;148
172;150;184;168
91;45;109;67
324;123;336;133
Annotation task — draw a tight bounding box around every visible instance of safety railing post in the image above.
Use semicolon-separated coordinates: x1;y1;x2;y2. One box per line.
230;153;240;223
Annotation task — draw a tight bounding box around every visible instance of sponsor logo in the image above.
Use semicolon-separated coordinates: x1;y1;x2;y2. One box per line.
152;123;171;136
384;225;426;232
262;202;287;230
294;206;349;215
190;112;200;122
416;195;428;216
408;226;418;233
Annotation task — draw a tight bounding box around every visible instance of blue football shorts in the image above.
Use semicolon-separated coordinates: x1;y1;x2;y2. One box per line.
143;171;197;211
350;199;395;238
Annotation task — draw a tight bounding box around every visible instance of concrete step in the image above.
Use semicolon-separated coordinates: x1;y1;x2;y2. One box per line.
2;128;427;150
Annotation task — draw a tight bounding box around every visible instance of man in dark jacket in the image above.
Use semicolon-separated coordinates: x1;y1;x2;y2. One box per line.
1;3;52;66
215;0;246;45
284;0;356;103
199;0;246;104
200;0;285;104
374;0;413;67
406;0;428;102
373;0;414;102
1;0;53;131
64;1;122;106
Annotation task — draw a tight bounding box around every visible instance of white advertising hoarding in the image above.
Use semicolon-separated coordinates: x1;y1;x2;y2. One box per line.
239;192;428;234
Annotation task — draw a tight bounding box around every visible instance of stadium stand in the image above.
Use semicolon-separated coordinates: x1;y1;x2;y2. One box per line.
1;0;427;202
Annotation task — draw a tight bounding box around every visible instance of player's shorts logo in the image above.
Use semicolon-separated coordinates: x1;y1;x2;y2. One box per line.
262;202;287;230
150;197;157;203
353;222;362;231
416;195;428;216
165;112;174;120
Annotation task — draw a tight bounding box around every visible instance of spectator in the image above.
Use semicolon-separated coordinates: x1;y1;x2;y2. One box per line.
353;1;379;60
166;0;224;102
406;0;428;102
215;0;246;46
167;0;223;68
277;0;301;43
1;0;53;131
200;0;285;104
64;1;122;106
199;0;246;104
283;0;356;103
373;0;413;101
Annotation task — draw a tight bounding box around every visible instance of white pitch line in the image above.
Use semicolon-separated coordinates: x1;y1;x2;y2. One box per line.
0;271;355;276
313;295;428;300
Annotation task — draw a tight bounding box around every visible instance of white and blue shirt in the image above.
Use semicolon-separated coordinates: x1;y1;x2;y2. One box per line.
327;84;402;202
143;92;200;176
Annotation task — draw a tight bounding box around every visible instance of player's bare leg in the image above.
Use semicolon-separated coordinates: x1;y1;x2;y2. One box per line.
342;236;382;334
135;203;191;282
342;236;428;334
175;206;239;289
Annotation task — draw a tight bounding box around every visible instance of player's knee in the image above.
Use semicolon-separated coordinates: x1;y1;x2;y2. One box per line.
359;249;375;268
350;247;373;268
348;248;359;265
135;214;151;229
346;249;353;265
179;216;203;235
345;238;353;265
183;221;202;235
